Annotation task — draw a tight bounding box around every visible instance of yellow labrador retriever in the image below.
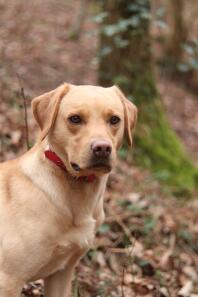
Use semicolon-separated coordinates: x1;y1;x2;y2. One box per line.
0;83;137;297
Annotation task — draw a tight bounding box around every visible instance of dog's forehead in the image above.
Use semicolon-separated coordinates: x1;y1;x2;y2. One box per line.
61;85;123;110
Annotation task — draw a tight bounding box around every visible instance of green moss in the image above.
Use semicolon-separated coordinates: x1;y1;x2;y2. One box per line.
133;98;198;196
123;71;198;196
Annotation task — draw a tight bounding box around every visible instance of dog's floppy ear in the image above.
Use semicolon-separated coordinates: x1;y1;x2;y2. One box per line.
32;83;69;140
113;85;137;147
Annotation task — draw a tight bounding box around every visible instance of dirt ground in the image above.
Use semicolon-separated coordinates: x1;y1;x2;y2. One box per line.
0;1;198;296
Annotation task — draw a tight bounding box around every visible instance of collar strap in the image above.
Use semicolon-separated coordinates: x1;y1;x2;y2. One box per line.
44;150;96;183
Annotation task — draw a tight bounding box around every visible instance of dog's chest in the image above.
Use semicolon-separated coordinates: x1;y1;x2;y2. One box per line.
36;216;96;278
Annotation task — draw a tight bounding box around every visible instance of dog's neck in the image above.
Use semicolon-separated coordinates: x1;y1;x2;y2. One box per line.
44;149;96;183
20;142;108;221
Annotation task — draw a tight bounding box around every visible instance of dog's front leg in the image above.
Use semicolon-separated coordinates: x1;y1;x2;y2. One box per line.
93;195;105;229
44;250;83;297
0;274;22;297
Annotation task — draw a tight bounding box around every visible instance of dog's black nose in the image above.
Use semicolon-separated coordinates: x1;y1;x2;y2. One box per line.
91;140;112;158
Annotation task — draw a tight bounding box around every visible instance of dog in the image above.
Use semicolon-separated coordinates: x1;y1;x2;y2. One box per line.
0;83;137;297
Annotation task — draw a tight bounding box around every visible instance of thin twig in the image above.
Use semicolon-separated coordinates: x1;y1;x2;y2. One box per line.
111;210;135;245
16;73;30;150
121;265;125;297
121;238;137;297
0;137;3;160
109;210;137;297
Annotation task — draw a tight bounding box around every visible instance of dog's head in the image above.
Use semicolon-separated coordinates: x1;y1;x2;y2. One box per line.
32;84;137;176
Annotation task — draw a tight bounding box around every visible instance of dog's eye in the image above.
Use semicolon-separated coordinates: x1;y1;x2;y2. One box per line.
109;116;120;125
68;115;82;124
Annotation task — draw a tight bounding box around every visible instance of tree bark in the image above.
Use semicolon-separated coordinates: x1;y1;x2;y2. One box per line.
169;0;186;65
98;0;198;195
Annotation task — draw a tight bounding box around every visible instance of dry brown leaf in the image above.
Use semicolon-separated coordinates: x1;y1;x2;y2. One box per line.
178;280;193;297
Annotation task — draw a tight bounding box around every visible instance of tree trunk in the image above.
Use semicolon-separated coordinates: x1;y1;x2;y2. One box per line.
169;0;187;66
98;0;198;195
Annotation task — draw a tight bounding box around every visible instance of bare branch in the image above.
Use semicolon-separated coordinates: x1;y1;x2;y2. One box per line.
16;73;30;150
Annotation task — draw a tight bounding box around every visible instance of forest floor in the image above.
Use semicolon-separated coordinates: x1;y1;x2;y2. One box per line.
0;1;198;296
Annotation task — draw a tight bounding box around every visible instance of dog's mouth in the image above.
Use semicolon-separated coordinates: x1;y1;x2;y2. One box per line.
71;162;81;172
71;162;112;173
87;163;112;172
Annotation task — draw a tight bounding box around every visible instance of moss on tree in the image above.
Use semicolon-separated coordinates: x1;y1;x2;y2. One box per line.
99;0;198;195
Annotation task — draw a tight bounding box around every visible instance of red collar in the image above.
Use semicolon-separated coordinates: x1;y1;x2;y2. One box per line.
44;150;96;183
